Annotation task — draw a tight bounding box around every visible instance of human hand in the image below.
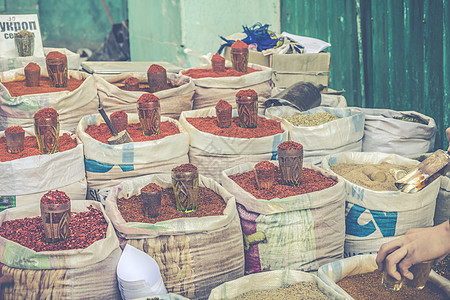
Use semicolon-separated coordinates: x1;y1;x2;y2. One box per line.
376;221;450;281
446;127;450;152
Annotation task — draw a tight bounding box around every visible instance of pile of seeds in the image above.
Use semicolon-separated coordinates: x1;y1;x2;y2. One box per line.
0;206;108;252
393;113;428;125
228;281;329;300
117;187;226;223
433;256;450;280
337;270;447;300
283;112;339;127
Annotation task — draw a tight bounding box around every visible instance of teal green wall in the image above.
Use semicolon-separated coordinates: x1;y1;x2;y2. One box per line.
281;0;449;149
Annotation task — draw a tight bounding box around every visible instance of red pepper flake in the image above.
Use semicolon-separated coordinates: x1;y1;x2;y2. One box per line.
40;190;70;205
147;64;166;73
255;161;276;171
278;141;303;150
186;116;283;138
229;167;337;200
34;108;59;119
141;183;163;193
2;77;85;97
137;93;160;103
124;76;140;85
0;133;77;162
117;187;226;223
85;121;179;144
231;40;248;49
211;53;225;62
4;126;24;134
0;206;108;252
24;62;40;71
172;163;197;173
236;89;257;98
215;100;232;110
110;110;127;119
182;67;259;79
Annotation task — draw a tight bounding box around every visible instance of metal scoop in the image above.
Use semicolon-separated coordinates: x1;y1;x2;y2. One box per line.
98;106;133;145
395;149;450;193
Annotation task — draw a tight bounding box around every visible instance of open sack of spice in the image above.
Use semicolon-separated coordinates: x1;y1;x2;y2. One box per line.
94;65;195;120
104;172;244;299
208;269;345;300
266;106;365;165
356;108;436;155
0;200;121;299
321;152;440;257
0;126;86;210
0;65;98;133
318;254;450;300
77;113;189;202
179;106;288;184
221;160;345;274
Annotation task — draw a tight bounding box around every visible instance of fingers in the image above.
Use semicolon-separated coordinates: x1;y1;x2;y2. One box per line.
376;239;403;271
398;258;414;280
384;247;408;281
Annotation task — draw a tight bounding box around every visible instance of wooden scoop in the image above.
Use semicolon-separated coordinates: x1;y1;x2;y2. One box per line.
98;106;133;145
395;149;450;193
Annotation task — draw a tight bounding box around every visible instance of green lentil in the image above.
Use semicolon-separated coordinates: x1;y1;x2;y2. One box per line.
225;281;329;300
283;112;339;127
393;113;428;125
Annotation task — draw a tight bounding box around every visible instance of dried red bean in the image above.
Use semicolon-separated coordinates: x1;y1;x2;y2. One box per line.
147;64;166;73
3;78;84;97
255;161;276;171
215;100;232;110
172;163;197;173
141;183;163;193
0;206;108;252
117;187;226;223
186;116;283;138
24;62;40;71
229;167;337;200
236;89;257;98
278;141;303;150
182;67;260;79
34;108;58;119
4;126;24;134
137;93;160;103
110;110;127;119
40;190;70;205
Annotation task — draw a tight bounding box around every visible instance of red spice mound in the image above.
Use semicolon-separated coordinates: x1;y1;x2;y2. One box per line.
230;167;337;200
25;62;40;71
278;141;303;150
0;133;77;162
186;116;283;138
41;190;70;205
34;107;59;119
231;40;248;49
85;121;179;144
2;77;85;97
172;163;197;173
137;93;160;103
124;76;139;85
110;110;127;119
211;53;225;62
0;206;108;252
46;51;66;60
141;183;163;193
182;66;259;79
255;161;276;171
5;126;24;134
147;64;166;73
117;187;226;223
215;100;232;110
236;89;257;98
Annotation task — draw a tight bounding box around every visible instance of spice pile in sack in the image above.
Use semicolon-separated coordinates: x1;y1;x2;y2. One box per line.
2;77;84;96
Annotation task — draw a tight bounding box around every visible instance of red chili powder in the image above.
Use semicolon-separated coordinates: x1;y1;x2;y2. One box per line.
110;110;127;119
46;51;66;60
186;116;283;138
34;107;59;119
40;190;70;205
229;167;337;200
182;66;259;79
215;100;232;110
25;62;40;71
124;76;140;85
236;89;257;98
147;64;166;73
255;161;276;171
231;40;248;49
4;126;24;134
172;163;197;173
0;206;107;252
137;93;160;103
211;53;225;62
141;183;163;193
278;141;303;150
117;187;226;223
2;77;84;97
85;121;179;144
